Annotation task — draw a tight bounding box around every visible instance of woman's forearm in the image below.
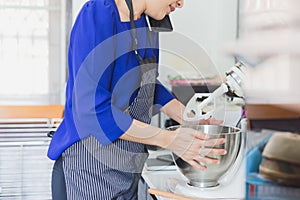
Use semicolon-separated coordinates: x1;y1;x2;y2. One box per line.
120;99;186;147
120;118;226;170
160;99;186;124
120;119;171;148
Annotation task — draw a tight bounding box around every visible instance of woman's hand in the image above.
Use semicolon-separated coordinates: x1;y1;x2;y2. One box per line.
163;127;227;170
182;117;223;126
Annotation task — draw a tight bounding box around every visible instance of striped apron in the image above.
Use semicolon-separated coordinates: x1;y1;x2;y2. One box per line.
62;1;157;198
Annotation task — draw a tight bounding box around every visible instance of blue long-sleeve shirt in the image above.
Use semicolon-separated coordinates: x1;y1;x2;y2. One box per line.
47;0;174;160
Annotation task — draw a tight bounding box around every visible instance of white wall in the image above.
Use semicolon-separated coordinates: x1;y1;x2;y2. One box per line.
175;0;238;69
72;0;88;23
159;0;238;84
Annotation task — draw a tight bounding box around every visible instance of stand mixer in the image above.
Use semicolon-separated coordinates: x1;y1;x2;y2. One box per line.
168;62;247;199
183;61;246;124
170;0;300;198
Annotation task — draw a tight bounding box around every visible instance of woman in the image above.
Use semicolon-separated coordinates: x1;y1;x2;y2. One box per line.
48;0;227;199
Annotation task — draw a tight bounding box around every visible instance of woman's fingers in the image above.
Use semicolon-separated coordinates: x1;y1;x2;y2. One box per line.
200;148;227;157
193;130;209;139
183;152;223;170
185;118;224;125
197;156;220;165
167;127;228;170
197;146;227;156
182;117;223;125
199;138;226;147
193;131;226;145
189;160;207;170
206;118;223;125
188;140;227;167
185;148;227;168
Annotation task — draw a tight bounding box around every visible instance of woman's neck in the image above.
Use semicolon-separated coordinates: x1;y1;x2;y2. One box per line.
115;0;145;22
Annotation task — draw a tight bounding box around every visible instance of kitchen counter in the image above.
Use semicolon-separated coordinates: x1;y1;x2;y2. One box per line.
142;149;246;200
142;149;187;200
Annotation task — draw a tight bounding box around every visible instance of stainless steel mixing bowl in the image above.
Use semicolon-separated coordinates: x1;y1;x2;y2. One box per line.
168;124;242;187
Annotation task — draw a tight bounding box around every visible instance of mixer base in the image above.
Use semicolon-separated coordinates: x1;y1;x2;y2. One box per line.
188;181;219;188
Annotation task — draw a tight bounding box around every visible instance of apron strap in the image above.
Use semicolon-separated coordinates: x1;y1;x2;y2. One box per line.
124;0;155;62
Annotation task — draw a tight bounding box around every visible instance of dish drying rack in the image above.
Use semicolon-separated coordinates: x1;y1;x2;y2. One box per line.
0;118;61;200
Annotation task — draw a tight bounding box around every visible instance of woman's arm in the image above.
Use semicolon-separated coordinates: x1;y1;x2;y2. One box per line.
120;119;226;170
159;98;186;124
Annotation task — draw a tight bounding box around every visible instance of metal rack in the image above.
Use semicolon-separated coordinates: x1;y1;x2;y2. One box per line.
0;118;61;200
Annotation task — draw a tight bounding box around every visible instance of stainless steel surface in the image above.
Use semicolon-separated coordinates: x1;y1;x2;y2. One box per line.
168;125;242;188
